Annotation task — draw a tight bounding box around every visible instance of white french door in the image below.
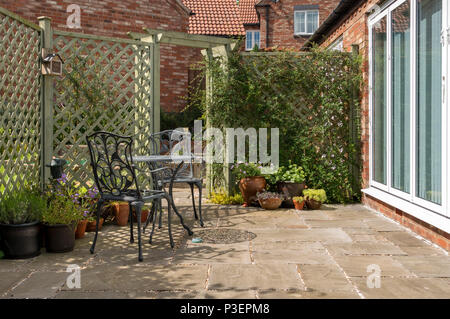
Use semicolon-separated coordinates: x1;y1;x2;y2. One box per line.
369;0;449;218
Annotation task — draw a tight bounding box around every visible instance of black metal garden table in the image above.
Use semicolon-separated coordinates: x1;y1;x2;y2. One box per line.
131;155;198;238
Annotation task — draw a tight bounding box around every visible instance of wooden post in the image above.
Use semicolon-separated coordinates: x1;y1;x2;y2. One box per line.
204;47;214;197
221;44;233;196
38;16;53;189
152;34;161;134
351;44;361;199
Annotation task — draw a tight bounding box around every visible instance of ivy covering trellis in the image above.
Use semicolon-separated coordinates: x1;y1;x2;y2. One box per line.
190;46;363;204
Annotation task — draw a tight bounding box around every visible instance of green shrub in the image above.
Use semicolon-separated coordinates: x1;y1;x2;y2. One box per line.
266;162;306;186
0;189;46;224
209;192;244;205
231;163;262;181
43;195;84;226
191;45;362;203
303;189;327;203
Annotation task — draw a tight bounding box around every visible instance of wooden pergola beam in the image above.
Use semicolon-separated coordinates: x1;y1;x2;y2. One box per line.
128;28;238;49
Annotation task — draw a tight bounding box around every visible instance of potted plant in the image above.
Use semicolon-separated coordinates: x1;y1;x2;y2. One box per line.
0;190;46;259
272;163;306;208
43;174;84;253
292;196;306;211
303;189;327;210
76;186;99;239
232;163;267;207
256;192;284;210
133;205;150;223
111;201;130;226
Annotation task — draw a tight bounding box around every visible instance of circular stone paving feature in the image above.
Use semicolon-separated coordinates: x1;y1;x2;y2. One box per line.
193;229;256;244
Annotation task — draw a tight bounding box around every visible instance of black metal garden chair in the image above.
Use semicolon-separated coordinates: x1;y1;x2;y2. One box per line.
143;130;204;233
86;131;180;262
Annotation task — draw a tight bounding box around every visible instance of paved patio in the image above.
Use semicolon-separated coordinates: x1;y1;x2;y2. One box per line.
1;189;449;299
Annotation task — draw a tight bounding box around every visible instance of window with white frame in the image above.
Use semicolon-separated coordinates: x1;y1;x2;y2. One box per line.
328;36;344;51
369;0;449;221
246;30;260;51
294;10;319;35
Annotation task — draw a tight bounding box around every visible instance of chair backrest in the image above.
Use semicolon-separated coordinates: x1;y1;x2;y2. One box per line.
148;130;193;179
86;131;141;198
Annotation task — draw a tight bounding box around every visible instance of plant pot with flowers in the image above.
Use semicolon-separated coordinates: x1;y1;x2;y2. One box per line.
76;186;99;239
0;189;46;259
292;196;306;211
257;192;284;210
303;189;327;210
232;163;267;207
269;163;306;208
43;174;84;253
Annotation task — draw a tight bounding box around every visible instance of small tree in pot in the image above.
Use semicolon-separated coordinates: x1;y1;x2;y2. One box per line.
0;190;46;259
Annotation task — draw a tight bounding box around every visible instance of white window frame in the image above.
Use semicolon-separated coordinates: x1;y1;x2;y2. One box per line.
294;10;319;35
245;30;260;51
367;0;450;229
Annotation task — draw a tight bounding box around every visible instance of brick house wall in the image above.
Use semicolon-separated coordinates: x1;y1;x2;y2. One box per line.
315;0;450;251
0;0;199;112
255;0;340;50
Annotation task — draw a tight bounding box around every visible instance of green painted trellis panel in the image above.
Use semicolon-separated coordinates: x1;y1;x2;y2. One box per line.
0;9;42;195
52;31;154;190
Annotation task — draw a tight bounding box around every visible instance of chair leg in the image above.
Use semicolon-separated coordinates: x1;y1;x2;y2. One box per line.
158;198;163;229
190;183;198;220
149;201;158;244
144;201;156;233
196;181;204;227
166;197;174;248
90;199;104;254
134;202;144;262
169;181;193;236
128;202;134;243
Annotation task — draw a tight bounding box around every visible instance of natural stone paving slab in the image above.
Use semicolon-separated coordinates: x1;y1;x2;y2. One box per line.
350;277;450;299
398;245;446;256
208;264;304;291
252;242;334;264
0;272;30;297
63;264;208;292
333;255;414;277
342;227;379;235
251;228;352;244
305;219;369;228
379;231;431;247
196;290;256;299
257;289;360;299
7;271;68;299
173;243;252;264
299;264;355;292
393;256;450;278
325;242;407;256
364;218;404;232
297;211;332;221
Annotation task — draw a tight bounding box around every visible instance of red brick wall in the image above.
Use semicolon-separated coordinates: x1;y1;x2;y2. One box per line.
318;0;450;251
0;0;199;112
256;0;340;50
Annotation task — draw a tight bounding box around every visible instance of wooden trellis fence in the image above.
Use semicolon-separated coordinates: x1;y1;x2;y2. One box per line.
0;6;236;195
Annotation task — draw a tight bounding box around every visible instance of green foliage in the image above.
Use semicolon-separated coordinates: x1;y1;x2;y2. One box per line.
0;189;46;224
231;163;262;181
293;196;305;203
209;192;244;205
266;162;306;186
190;45;362;203
161;104;203;132
303;189;327;203
0;250;4;259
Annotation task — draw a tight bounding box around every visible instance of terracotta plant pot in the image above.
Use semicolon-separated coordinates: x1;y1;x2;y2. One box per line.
239;176;267;207
293;199;305;211
306;199;322;210
44;224;75;253
113;202;130;226
133;209;150;223
75;220;88;239
86;218;104;232
258;198;282;210
276;182;306;208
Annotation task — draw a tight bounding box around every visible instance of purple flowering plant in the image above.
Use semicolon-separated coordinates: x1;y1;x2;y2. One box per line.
231;162;262;182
